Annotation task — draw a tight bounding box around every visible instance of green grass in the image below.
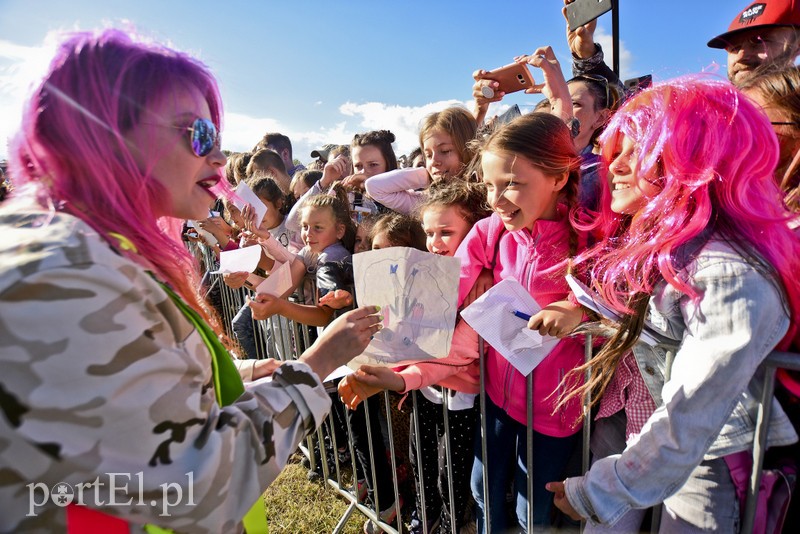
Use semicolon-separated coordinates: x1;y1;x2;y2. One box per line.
264;453;363;534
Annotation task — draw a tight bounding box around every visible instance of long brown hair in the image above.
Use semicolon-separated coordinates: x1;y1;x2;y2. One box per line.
479;112;582;256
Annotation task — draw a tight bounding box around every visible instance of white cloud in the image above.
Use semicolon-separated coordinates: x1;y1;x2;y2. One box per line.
594;26;634;80
0;35;60;159
339;99;471;156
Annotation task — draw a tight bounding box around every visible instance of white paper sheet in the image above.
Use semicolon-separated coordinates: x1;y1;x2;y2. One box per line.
460;278;560;376
323;365;354;383
212;245;262;274
565;274;664;346
233;181;269;225
350;247;460;367
254;260;294;297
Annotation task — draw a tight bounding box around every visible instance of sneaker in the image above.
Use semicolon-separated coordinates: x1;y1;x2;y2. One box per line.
409;512;439;534
363;498;401;534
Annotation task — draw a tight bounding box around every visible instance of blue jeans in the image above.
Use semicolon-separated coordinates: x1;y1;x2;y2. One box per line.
231;304;259;360
470;397;579;533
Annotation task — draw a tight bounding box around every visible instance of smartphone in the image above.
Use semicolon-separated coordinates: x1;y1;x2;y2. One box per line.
495;104;522;127
624;74;652;94
566;0;613;32
484;62;535;95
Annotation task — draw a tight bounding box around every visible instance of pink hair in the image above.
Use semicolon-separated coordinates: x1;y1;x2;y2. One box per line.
577;75;800;346
9;29;229;323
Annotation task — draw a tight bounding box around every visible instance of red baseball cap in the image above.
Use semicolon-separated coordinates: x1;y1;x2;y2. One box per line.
708;0;800;49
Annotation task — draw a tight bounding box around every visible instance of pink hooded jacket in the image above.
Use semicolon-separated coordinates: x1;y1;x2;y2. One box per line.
455;212;583;436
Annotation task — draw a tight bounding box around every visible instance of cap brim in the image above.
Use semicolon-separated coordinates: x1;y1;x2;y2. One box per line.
310;150;322;158
708;24;795;49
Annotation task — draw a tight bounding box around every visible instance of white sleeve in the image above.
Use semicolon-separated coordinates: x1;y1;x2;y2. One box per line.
364;167;430;215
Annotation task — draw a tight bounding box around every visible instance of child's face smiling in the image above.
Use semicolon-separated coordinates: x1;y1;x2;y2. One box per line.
301;205;344;253
423;130;462;181
481;150;565;232
607;135;661;216
422;205;471;256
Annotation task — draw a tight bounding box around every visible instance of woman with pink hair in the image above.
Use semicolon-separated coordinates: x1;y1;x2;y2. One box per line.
0;29;381;531
547;76;800;531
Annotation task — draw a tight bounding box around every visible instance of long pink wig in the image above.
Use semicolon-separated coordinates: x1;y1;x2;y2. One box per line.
578;75;800;347
9;29;228;323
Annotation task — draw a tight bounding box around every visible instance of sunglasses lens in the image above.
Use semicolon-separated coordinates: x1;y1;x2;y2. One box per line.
190;118;217;157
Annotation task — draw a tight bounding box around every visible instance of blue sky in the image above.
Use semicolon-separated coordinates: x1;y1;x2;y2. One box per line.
0;0;742;163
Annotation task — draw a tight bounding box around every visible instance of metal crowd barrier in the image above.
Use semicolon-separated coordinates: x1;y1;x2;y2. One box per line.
195;243;798;534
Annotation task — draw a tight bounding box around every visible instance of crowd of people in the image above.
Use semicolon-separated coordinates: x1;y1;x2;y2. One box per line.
2;0;800;533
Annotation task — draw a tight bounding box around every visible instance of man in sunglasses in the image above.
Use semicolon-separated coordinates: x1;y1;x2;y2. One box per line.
708;0;800;85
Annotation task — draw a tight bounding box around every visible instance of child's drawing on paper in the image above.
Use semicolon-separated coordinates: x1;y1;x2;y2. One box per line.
351;247;460;367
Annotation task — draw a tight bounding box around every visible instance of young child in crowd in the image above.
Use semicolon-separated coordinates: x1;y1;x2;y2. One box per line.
547;77;800;533
338;180;492;534
353;213;378;254
459;112;585;533
290;169;322;200
226;175;300;359
365;107;478;215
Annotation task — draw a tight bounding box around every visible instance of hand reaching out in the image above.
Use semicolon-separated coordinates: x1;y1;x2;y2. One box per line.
318;289;354;310
252;358;282;380
546;480;583;520
241;204;271;240
527;300;584;338
247;293;283;320
337;364;405;410
223;270;250;289
299;306;384;380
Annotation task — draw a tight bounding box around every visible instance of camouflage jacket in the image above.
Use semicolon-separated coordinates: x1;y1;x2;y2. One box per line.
0;201;331;533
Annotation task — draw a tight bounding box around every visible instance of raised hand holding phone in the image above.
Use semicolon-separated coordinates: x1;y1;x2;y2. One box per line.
514;46;573;121
563;0;599;59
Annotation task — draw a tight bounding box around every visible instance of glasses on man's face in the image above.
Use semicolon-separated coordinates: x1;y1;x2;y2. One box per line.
573;73;612;109
771;121;798;127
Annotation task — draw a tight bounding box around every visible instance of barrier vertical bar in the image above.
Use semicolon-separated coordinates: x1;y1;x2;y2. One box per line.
412;389;430;534
478;337;491;532
442;388;457;534
526;372;534;532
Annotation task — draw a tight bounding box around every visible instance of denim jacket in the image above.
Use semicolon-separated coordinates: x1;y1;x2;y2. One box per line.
565;239;798;526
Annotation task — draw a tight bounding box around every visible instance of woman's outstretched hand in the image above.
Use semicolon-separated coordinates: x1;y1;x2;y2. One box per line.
299;306;383;381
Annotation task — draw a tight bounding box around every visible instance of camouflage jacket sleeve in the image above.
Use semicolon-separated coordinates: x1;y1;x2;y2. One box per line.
0;210;331;533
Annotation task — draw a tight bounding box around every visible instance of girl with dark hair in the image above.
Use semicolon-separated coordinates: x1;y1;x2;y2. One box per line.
365;107;479;215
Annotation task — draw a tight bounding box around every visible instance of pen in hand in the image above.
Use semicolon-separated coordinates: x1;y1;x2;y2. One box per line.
511;309;531;321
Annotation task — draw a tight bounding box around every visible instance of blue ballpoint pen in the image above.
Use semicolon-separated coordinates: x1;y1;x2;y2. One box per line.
511;309;531;321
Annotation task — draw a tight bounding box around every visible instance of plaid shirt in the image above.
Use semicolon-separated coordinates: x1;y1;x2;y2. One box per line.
596;351;657;440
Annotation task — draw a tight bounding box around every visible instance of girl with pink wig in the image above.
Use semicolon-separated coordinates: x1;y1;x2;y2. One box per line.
547;76;800;531
0;29;380;531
